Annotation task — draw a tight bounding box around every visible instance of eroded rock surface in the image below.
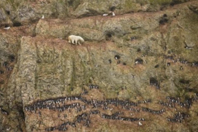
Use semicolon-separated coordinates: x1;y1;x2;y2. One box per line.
0;0;198;132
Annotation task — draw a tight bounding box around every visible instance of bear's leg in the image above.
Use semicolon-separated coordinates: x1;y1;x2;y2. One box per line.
75;38;79;45
77;39;82;45
72;39;75;44
77;40;80;45
74;39;77;44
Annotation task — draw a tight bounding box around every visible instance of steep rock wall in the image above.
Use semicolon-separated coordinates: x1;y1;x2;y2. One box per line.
0;0;198;132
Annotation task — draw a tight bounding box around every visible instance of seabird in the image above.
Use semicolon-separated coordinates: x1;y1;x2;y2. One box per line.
112;12;115;16
103;14;108;16
138;121;142;126
41;15;44;19
4;26;10;30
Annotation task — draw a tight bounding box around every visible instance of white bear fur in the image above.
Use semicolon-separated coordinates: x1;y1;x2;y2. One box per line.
68;35;84;45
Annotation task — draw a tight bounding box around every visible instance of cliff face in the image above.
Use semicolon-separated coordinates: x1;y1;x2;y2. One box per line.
1;0;198;132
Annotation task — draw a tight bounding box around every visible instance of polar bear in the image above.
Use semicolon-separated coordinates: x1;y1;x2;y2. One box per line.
68;35;84;45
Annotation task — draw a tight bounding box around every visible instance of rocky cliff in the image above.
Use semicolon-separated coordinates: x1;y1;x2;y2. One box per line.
1;0;198;132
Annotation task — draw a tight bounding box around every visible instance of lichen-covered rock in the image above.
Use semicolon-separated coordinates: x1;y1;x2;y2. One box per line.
0;0;194;26
0;8;7;23
0;0;198;132
189;3;198;14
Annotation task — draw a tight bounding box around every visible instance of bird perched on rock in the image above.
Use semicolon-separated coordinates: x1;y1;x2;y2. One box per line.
109;6;116;17
41;15;44;19
102;14;108;16
102;11;115;17
138;121;142;126
4;26;10;30
112;12;115;16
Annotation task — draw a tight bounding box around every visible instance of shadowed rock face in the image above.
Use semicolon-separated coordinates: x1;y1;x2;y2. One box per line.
0;0;198;132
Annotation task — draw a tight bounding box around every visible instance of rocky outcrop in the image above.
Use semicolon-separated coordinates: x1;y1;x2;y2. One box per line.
0;0;198;132
0;0;195;26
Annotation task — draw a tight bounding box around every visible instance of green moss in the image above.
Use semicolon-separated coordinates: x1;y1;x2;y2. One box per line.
6;0;25;10
81;60;91;84
124;0;137;11
137;0;149;5
68;59;76;93
149;0;172;5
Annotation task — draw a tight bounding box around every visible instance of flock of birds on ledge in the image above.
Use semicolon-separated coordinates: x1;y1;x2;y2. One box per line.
22;84;198;131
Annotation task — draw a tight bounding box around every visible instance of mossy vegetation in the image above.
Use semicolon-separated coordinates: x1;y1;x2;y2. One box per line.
149;0;172;5
1;0;198;132
6;0;25;10
123;0;138;12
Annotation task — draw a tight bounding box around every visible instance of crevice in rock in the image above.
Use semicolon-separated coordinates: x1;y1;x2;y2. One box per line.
16;102;26;132
13;21;22;27
105;31;114;41
150;77;160;89
159;14;169;25
5;10;10;15
135;58;143;64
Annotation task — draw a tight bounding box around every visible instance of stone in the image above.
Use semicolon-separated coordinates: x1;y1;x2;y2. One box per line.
0;0;198;132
